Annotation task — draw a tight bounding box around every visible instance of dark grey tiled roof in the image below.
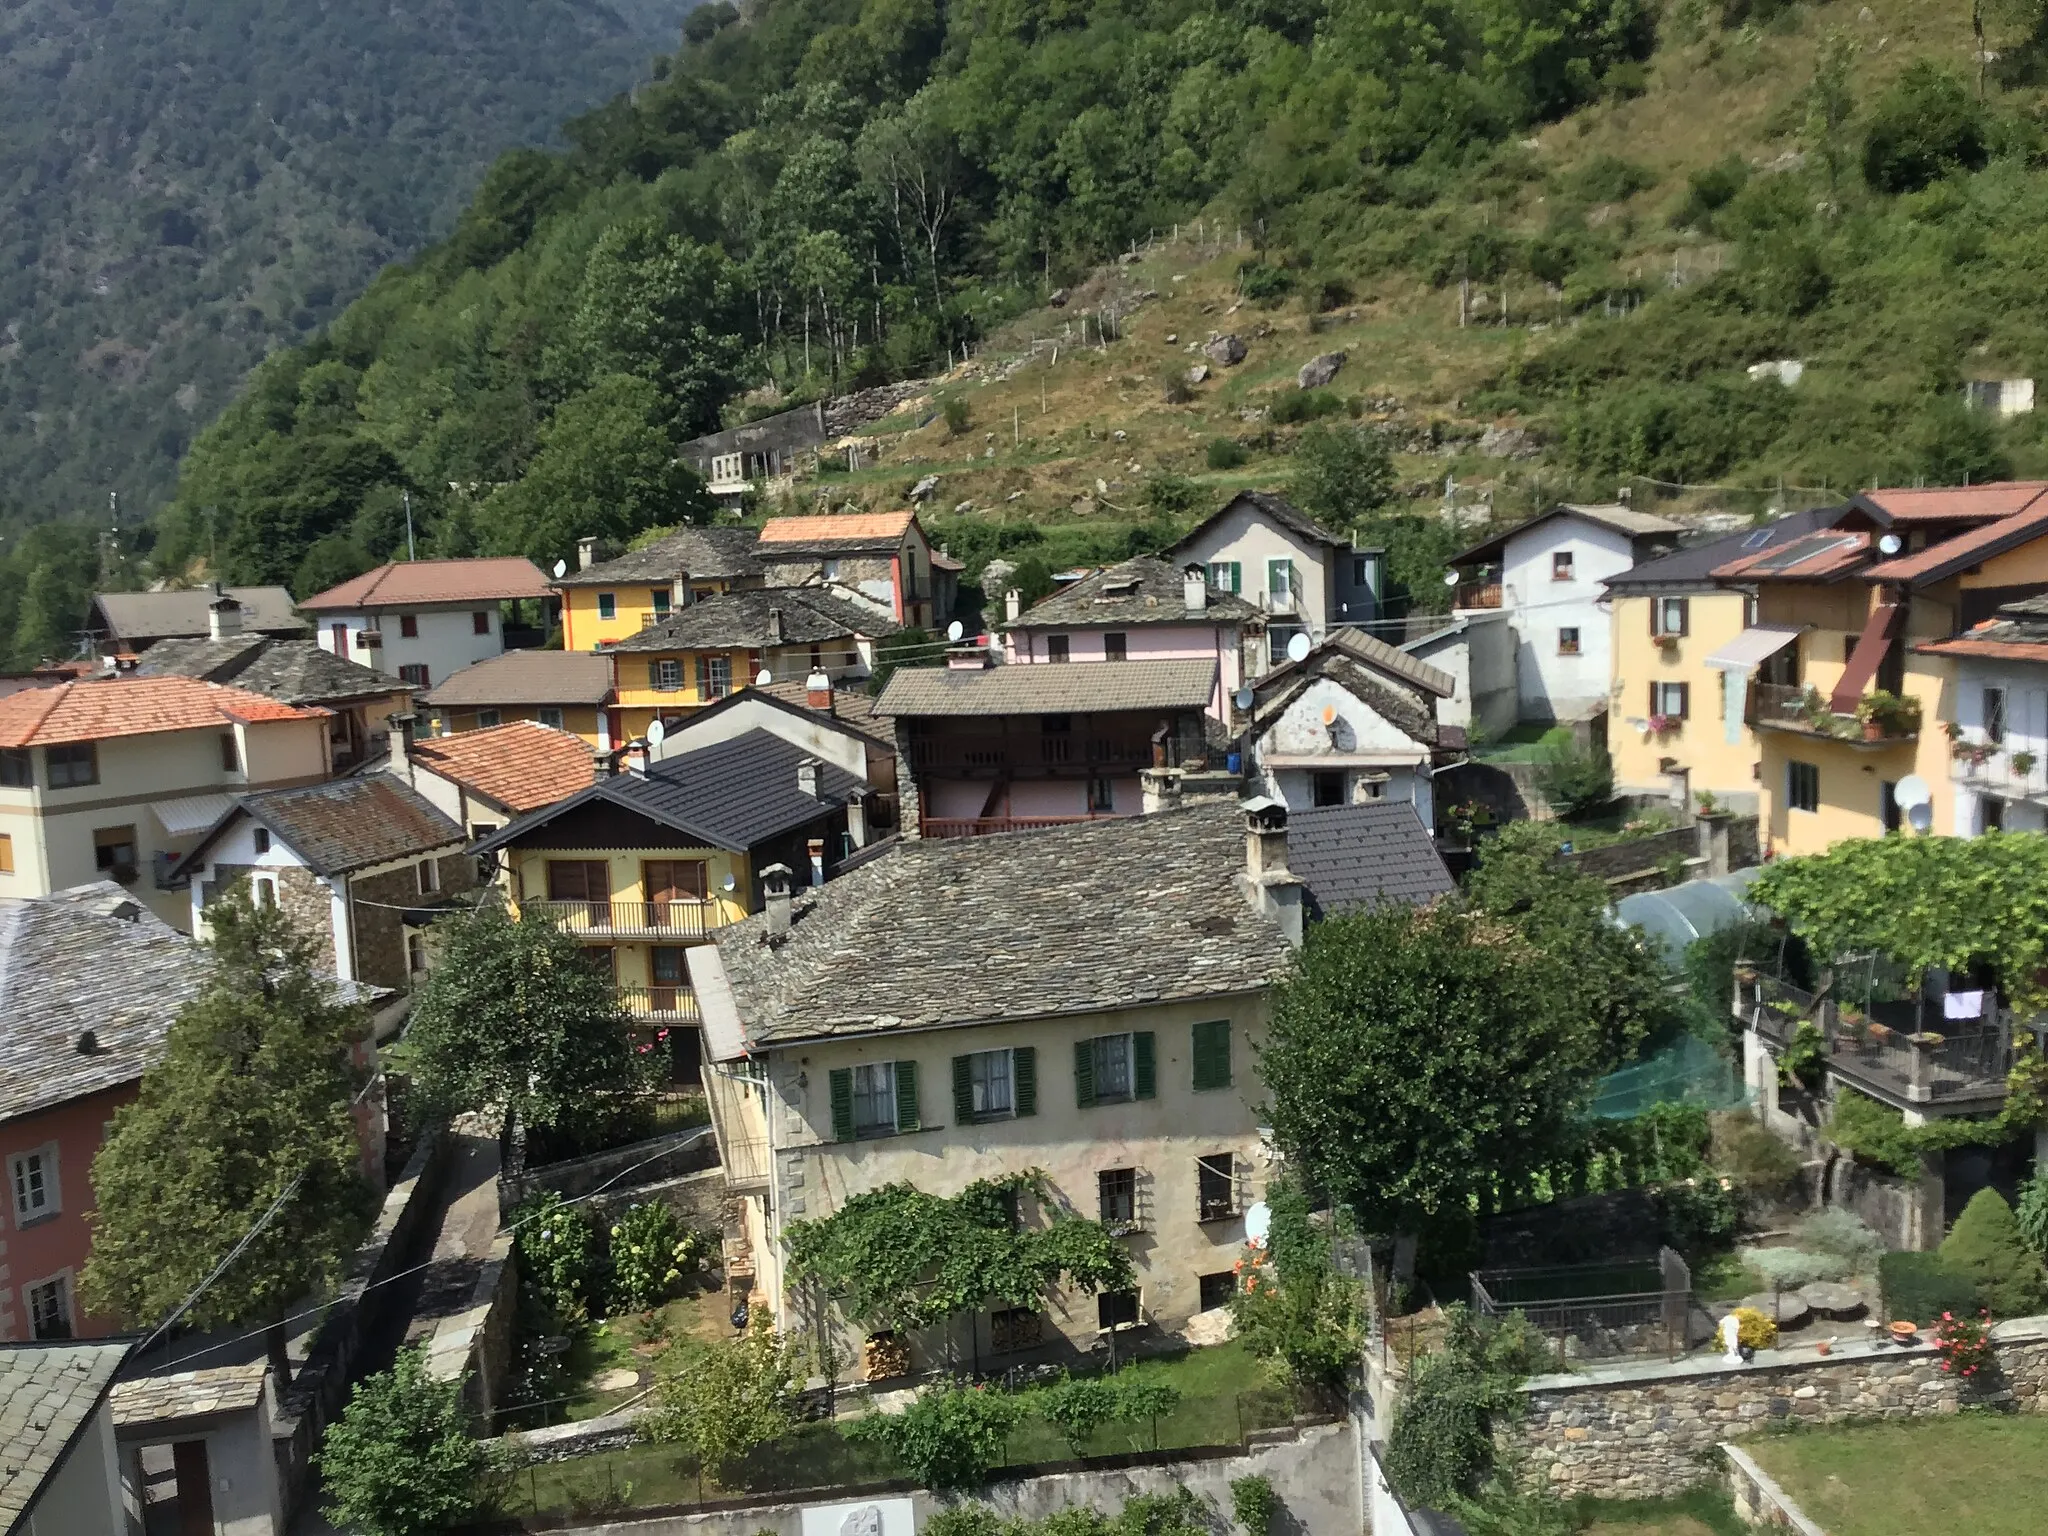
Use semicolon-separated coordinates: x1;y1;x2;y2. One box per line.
874;658;1217;716
611;587;897;652
1169;490;1347;556
0;1340;132;1525
1284;802;1455;918
710;801;1293;1047
420;650;613;708
554;526;764;587
188;775;464;878
1007;556;1260;629
90;586;305;643
138;636;403;704
1602;507;1835;594
1249;642;1444;747
475;729;866;855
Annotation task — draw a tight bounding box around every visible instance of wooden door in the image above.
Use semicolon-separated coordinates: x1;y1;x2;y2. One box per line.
546;860;611;928
642;859;707;928
172;1440;215;1536
651;945;685;1013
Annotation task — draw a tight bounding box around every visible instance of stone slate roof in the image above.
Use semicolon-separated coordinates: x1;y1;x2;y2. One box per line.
1169;490;1347;556
474;729;866;856
1249;633;1450;748
610;587;898;652
137;636;403;704
182;774;464;879
420;650;614;708
0;1340;132;1527
676;679;898;752
705;800;1293;1050
1285;802;1455;918
111;1363;268;1427
1006;556;1260;629
554;526;764;587
874;657;1216;717
90;586;304;644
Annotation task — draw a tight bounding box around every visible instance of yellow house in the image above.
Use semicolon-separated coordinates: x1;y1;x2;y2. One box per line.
555;527;765;652
1604;510;1833;813
1710;482;2048;855
420;650;615;749
609;587;894;739
474;727;876;1077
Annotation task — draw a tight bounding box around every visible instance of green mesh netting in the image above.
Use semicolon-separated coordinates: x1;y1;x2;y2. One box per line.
1586;1035;1750;1119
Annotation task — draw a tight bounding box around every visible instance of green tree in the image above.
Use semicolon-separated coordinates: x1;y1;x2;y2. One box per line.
293;533;373;601
1941;1188;2048;1316
1804;31;1858;199
1862;63;1988;193
81;890;378;1384
1289;422;1396;527
848;1381;1025;1488
318;1348;497;1536
647;1316;809;1479
1382;1305;1551;1508
570;219;745;435
1260;903;1613;1277
402;902;650;1136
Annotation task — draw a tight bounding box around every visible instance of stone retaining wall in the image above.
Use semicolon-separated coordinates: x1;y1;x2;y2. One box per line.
1722;1443;1825;1534
1517;1317;2048;1499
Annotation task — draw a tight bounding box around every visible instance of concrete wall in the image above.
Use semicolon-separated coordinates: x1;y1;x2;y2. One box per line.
1405;615;1517;739
1500;517;1639;722
1607;590;1764;803
22;1403;122;1535
654;697;871;781
1722;1443;1826;1535
1174;501;1336;648
1252;673;1434;824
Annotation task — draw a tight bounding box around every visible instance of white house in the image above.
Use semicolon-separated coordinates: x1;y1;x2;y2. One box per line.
1448;503;1684;724
1917;593;2048;834
300;557;555;692
1244;628;1463;822
1401;611;1520;740
1168;491;1382;671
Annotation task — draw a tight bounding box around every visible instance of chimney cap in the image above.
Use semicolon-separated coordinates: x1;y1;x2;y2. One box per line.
761;861;794;891
1241;794;1288;831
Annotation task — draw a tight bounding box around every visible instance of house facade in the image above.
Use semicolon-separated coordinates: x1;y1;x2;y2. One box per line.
1400;612;1518;740
1914;593;2048;834
1000;556;1260;721
0;676;333;930
420;650;615;747
301;557;555;690
1167;491;1381;671
875;654;1217;836
755;510;941;631
691;802;1300;1375
555;527;765;652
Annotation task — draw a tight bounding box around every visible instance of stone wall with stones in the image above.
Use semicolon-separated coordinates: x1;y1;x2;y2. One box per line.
1517;1318;2048;1499
350;851;475;993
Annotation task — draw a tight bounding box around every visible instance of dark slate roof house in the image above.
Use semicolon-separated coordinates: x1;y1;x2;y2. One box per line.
1003;556;1260;630
556;526;764;587
1283;801;1456;918
136;635;404;707
610;587;899;652
87;586;305;652
176;776;465;881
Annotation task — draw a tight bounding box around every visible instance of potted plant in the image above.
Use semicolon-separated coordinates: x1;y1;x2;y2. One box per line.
2014;751;2037;780
1855;690;1921;740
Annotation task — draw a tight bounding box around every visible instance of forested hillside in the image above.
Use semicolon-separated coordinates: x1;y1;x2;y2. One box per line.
0;0;698;531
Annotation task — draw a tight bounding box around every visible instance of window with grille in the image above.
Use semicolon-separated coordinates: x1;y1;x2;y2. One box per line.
27;1277;70;1340
1097;1289;1140;1330
1198;1153;1237;1221
1788;760;1820;813
1098;1168;1137;1226
991;1307;1043;1353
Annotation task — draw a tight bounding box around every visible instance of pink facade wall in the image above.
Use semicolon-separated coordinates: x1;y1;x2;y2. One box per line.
0;1084;135;1341
1003;624;1242;718
924;775;1136;821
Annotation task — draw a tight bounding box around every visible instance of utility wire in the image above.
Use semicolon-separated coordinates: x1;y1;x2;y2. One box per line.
136;1170;309;1359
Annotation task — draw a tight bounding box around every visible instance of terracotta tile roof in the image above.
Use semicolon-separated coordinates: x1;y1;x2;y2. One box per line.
1863;502;2048;585
411;722;597;814
1854;482;2048;524
1914;636;2048;662
0;675;327;748
298;557;552;611
757;510;914;550
420;650;614;708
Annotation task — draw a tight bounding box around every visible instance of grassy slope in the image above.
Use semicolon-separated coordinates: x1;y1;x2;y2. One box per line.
1749;1414;2048;1536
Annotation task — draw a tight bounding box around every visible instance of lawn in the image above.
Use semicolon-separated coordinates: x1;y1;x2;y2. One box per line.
1573;1489;1746;1536
1747;1414;2048;1536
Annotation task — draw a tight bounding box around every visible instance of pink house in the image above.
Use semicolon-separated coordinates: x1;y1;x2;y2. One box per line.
1000;556;1261;721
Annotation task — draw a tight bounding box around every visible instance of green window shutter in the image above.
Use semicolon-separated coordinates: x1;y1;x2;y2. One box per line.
953;1054;975;1123
649;660;664;688
829;1068;854;1142
1014;1046;1037;1117
1074;1039;1096;1108
1192;1020;1231;1091
1230;562;1242;594
895;1059;920;1132
1133;1032;1156;1100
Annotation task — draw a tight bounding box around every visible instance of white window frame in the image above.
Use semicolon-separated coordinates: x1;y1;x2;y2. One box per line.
852;1061;897;1137
253;874;278;908
969;1049;1014;1118
25;1272;72;1340
11;1145;58;1223
1652;681;1687;718
417;859;441;896
1266;558;1295;601
1208;561;1241;594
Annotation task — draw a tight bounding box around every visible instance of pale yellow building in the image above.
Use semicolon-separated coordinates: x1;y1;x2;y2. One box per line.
691;801;1304;1375
554;527;765;653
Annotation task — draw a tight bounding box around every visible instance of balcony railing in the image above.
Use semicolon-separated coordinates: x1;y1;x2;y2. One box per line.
1949;741;2046;797
921;813;1126;838
618;984;700;1022
1736;968;2013;1106
1747;682;1918;744
525;900;729;939
1455;581;1504;610
908;731;1195;776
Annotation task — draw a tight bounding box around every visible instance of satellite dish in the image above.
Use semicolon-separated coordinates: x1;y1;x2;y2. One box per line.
1244;1202;1271;1246
755;667;773;687
645;717;665;748
1443;570;1461;586
947;620;964;642
1878;533;1904;556
1321;704;1337;725
1895;774;1933;810
1908;802;1933;832
722;872;738;893
1285;632;1312;664
552;559;568;578
1234;686;1255;712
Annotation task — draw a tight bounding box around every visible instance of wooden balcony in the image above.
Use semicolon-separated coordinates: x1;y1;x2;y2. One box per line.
921;813;1126;838
1455;581;1503;610
1747;682;1918;746
907;730;1193;777
525;899;730;940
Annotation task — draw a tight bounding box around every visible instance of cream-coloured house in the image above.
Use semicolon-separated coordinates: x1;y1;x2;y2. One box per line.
690;801;1303;1375
1168;491;1382;670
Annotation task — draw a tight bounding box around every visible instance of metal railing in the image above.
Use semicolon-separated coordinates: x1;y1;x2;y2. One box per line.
617;985;700;1022
921;813;1124;838
1471;1249;1698;1364
524;899;729;939
1747;682;1918;743
1736;967;2014;1103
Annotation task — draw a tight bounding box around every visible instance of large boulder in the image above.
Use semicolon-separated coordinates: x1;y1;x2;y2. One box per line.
1297;351;1346;389
1203;333;1247;366
908;474;940;501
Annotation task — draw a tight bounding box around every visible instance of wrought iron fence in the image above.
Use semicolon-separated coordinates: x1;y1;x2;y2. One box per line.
1470;1248;1699;1365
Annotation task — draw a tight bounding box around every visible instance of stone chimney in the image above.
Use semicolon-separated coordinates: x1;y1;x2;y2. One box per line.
577;537;598;571
806;667;834;712
767;607;787;646
623;737;650;776
847;795;869;847
796;756;821;799
1139;767;1182;815
1237;796;1304;947
208;588;244;641
386;712;417;781
946;644;991;671
1005;588;1023;623
1182;564;1207;614
762;862;793;937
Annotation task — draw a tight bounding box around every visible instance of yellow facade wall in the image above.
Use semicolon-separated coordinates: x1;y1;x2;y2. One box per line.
433;703;607;748
1607;591;1764;804
506;844;754;930
613;639;864;738
559;576;746;653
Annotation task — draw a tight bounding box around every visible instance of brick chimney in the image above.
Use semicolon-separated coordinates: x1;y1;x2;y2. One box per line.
796;756;821;798
1005;588;1023;622
767;607;787;646
806;667;834;712
208;587;244;641
387;712;416;781
623;737;650;776
577;537;598;571
1237;796;1304;947
1182;564;1208;614
761;862;793;937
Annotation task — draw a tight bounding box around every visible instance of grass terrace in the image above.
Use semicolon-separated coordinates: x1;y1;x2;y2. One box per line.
1747;1415;2048;1536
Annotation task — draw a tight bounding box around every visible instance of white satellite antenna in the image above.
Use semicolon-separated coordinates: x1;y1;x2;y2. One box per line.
1244;1201;1272;1248
1895;774;1932;810
553;558;568;578
1878;533;1904;555
1443;570;1460;586
1233;685;1255;712
645;717;666;749
1285;632;1312;664
947;620;964;642
755;667;773;687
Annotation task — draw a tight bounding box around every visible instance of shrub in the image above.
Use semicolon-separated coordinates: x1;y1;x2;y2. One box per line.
1162;375;1194;404
1206;437;1247;470
647;1315;808;1480
1799;1209;1885;1272
318;1348;499;1536
2017;1168;2048;1259
1940;1188;2048;1317
1710;1111;1805;1199
942;397;971;436
1533;739;1614;820
1730;1306;1778;1351
1880;1250;1978;1324
849;1381;1024;1489
1565;154;1657;204
1238;262;1292;303
1743;1247;1835;1289
1269;389;1341;425
1231;1474;1277;1536
1034;1374;1120;1456
1383;1306;1549;1507
1144;473;1202;519
1862;62;1988;193
1653;1177;1741;1259
609;1202;705;1314
513;1191;603;1322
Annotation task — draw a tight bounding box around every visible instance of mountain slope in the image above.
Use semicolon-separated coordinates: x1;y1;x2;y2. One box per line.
0;0;695;525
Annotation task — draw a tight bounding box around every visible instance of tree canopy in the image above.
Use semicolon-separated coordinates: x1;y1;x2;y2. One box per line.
318;1347;499;1536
